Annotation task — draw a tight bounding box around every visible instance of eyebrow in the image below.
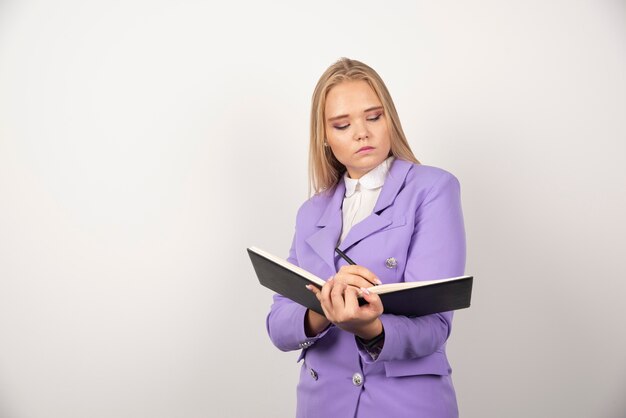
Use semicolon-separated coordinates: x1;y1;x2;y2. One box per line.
327;106;384;122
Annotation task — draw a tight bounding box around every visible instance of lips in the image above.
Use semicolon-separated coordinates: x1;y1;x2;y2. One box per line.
357;146;375;153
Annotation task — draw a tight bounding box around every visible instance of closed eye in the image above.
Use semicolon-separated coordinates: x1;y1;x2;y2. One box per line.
334;124;349;130
367;113;382;122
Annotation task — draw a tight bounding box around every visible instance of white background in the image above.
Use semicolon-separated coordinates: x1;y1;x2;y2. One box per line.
1;1;625;417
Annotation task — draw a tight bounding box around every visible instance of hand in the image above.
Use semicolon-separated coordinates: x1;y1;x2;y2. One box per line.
307;276;384;339
332;265;383;289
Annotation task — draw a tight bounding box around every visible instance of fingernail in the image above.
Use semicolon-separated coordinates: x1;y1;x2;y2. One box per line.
375;278;382;285
305;285;312;291
360;287;371;295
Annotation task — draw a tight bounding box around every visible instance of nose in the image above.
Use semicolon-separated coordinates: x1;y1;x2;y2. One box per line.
353;121;369;141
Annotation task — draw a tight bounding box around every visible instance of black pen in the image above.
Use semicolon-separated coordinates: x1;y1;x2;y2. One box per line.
335;247;356;265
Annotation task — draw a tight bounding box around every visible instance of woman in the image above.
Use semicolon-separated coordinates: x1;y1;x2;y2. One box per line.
266;58;466;418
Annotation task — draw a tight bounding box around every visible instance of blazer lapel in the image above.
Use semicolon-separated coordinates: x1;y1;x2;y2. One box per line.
305;160;413;268
373;158;412;214
305;182;346;272
338;214;392;251
339;159;413;251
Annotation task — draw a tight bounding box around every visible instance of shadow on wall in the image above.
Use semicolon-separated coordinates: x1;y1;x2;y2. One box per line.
611;378;626;418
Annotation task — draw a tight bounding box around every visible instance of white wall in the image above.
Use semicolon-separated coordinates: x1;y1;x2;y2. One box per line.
1;1;625;417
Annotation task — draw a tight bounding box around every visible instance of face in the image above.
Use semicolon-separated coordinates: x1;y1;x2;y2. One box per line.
324;80;391;179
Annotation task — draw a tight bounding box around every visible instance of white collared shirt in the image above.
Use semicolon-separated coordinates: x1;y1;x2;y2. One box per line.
339;157;394;244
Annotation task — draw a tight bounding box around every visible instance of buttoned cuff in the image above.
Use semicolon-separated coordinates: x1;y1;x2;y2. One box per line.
295;309;332;356
355;328;385;361
355;338;384;361
357;315;394;364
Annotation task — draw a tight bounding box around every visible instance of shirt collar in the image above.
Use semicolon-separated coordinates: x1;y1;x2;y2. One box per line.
343;157;395;198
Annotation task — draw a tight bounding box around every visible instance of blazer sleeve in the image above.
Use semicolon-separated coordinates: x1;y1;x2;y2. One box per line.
360;170;466;364
265;230;331;352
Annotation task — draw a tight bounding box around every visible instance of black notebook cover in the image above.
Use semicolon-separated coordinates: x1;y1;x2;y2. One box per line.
248;247;473;318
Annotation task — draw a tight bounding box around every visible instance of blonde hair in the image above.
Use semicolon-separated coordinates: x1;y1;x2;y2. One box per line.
309;58;419;194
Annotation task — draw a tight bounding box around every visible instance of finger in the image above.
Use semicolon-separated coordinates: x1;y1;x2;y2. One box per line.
305;284;322;300
318;300;333;320
321;278;334;301
314;283;333;320
330;280;347;311
339;265;382;286
305;284;321;294
334;272;376;290
360;288;384;315
343;286;360;316
320;278;336;315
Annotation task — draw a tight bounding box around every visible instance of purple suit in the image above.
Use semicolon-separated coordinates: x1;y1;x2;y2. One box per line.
266;160;466;418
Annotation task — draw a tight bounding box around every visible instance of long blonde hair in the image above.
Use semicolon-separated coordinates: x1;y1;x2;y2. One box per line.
309;58;419;194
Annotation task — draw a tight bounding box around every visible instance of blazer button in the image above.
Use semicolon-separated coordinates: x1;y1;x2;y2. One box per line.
310;369;318;380
352;372;363;386
385;257;397;269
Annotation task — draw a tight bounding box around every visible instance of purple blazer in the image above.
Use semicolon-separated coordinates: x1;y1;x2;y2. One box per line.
266;160;466;418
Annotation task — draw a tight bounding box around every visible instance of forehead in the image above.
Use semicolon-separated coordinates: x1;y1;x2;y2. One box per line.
325;80;381;116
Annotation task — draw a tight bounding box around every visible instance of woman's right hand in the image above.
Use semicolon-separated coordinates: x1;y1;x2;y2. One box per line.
333;265;382;289
306;275;384;339
304;265;382;337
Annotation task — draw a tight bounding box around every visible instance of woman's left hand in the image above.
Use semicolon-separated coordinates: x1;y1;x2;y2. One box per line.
307;277;384;339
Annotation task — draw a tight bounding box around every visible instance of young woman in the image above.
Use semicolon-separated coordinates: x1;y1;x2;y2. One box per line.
266;58;466;418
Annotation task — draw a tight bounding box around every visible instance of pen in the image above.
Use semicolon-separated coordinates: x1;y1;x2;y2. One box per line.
335;247;356;265
335;247;382;286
